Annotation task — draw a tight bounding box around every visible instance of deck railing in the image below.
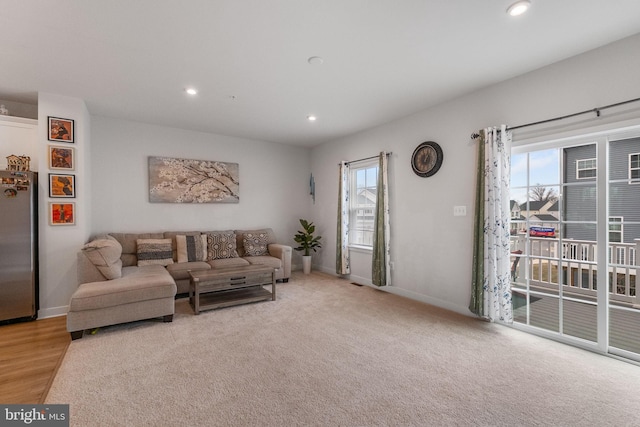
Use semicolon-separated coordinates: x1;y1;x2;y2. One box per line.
510;235;639;307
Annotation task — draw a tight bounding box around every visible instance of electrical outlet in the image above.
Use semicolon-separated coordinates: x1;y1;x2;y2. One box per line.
453;206;467;216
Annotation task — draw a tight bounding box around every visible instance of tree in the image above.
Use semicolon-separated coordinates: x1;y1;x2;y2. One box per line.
529;184;558;203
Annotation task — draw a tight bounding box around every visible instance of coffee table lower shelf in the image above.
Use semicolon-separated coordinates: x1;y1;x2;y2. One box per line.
188;265;276;314
191;287;273;312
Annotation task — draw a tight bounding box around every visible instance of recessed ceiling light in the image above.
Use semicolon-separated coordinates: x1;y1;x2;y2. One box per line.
307;115;317;121
507;0;531;16
185;87;198;95
308;56;324;66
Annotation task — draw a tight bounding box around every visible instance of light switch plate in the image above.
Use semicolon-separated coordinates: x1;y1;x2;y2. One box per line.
453;206;467;216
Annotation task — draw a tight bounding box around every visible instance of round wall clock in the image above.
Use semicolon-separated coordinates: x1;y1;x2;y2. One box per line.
411;141;443;177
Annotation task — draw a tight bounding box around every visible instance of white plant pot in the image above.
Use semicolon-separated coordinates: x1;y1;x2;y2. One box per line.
302;255;312;274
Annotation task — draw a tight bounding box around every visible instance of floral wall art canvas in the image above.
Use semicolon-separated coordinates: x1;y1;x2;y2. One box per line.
148;156;239;203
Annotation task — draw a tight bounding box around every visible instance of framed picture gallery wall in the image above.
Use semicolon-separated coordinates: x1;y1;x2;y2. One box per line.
48;116;74;143
49;173;75;198
49;202;75;226
47;116;78;225
49;145;75;170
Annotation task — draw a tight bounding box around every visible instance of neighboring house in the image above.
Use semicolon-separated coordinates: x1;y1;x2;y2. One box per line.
351;187;377;245
607;138;640;244
510;200;522;219
514;200;559;234
519;200;558;219
530;213;559;229
564;138;640;244
509;200;526;234
532;201;560;230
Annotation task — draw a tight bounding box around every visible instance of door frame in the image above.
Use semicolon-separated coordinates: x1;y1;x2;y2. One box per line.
510;118;640;361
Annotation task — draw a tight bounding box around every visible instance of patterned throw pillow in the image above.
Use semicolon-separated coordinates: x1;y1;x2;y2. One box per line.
176;234;207;263
137;238;174;266
242;232;269;256
206;232;239;260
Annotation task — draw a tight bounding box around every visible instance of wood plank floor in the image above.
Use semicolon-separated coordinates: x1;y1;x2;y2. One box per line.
0;316;70;404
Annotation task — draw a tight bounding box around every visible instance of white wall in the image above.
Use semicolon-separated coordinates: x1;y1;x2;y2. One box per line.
90;116;312;257
0;95;90;318
310;33;640;315
0;116;37;170
34;114;310;316
37;92;91;317
22;110;310;317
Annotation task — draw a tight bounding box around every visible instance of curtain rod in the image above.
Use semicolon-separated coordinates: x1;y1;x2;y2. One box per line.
340;151;392;166
470;96;640;139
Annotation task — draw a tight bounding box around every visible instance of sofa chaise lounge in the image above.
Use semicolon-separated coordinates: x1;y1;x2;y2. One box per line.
67;228;292;339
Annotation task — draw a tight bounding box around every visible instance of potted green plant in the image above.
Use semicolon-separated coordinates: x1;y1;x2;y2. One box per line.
293;218;322;274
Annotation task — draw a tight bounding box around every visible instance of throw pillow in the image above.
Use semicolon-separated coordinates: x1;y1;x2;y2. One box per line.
176;234;207;263
137;238;174;266
242;232;269;256
206;232;239;260
82;235;123;279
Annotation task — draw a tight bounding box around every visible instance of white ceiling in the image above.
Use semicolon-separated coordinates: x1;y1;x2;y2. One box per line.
2;1;640;147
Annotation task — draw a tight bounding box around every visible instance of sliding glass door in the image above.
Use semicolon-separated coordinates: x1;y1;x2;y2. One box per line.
510;129;640;362
608;136;640;358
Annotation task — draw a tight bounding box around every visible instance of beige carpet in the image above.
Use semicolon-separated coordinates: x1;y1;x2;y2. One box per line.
46;272;640;426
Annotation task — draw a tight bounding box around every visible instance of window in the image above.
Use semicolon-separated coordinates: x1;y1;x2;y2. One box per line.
349;162;378;247
609;217;623;243
576;158;596;179
630;153;640;182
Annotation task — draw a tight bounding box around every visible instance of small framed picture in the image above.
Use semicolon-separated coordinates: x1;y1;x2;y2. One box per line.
48;116;74;143
49;202;75;226
49;173;75;198
49;145;75;170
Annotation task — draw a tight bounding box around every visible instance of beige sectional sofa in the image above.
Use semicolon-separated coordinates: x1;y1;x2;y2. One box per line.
67;228;291;339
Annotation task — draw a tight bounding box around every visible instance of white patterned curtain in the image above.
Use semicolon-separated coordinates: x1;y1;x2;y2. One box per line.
469;126;513;323
336;161;350;275
372;152;390;286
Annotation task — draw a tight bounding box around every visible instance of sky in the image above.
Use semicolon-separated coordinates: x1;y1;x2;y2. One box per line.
511;148;560;205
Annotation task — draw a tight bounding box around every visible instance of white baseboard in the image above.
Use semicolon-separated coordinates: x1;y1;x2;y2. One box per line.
314;265;472;317
383;287;472;317
38;305;69;319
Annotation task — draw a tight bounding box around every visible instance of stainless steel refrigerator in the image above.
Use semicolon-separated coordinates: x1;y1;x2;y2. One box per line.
0;170;38;323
